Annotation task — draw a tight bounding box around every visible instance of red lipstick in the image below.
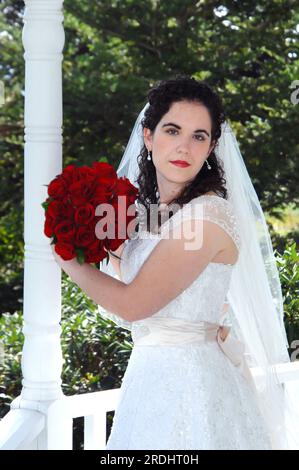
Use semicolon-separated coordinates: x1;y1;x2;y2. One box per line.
170;160;191;168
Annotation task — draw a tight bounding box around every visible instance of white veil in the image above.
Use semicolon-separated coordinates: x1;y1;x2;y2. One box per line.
100;101;299;449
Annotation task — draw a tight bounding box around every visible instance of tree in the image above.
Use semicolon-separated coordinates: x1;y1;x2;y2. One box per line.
0;0;298;312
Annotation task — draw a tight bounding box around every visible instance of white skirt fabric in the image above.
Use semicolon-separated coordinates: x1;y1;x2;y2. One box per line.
105;341;272;450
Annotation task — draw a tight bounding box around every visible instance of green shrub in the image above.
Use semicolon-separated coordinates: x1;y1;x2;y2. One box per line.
0;243;298;447
275;242;299;352
0;272;133;448
0;310;24;418
59;273;132;396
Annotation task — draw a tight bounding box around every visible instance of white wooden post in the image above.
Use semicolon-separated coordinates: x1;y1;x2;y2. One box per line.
0;0;66;449
20;0;65;402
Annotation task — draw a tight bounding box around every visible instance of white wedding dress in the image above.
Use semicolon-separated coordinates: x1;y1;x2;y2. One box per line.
100;195;272;450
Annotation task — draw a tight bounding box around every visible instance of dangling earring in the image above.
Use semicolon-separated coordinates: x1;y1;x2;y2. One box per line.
206;159;212;170
147;150;152;161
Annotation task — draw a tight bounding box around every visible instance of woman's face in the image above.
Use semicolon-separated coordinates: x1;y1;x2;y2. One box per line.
143;100;215;197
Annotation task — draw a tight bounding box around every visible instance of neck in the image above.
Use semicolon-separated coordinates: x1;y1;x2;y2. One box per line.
156;176;184;207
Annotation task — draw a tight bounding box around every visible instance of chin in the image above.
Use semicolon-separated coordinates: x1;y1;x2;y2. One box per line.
168;175;193;184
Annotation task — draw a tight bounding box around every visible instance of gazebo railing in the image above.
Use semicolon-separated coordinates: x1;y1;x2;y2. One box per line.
1;361;299;450
0;388;120;450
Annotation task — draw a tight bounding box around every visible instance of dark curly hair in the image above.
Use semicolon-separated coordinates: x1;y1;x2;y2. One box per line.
135;74;227;232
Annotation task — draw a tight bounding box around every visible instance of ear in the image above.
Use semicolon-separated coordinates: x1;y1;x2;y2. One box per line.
143;127;153;151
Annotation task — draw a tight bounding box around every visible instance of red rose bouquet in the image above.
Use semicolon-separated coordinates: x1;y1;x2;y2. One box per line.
42;162;139;265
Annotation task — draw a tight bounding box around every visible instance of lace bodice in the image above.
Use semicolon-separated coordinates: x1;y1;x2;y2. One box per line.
103;196;274;450
99;195;242;336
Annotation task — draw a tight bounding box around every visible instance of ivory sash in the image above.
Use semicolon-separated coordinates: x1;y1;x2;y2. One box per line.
134;317;253;383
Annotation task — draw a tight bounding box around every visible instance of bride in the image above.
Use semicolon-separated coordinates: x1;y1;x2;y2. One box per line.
52;75;299;450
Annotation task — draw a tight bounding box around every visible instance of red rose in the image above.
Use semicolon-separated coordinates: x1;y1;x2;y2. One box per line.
55;220;76;243
55;242;75;260
92;162;118;195
93;183;116;200
116;177;139;202
92;162;117;179
42;161;139;265
74;224;96;247
69;177;97;206
44;215;55;238
74;203;95;225
77;165;94;179
47;177;68;200
84;239;106;263
89;189;115;209
61;165;80;185
47;200;73;220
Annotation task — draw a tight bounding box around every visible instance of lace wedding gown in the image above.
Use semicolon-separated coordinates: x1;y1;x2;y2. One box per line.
100;195;272;450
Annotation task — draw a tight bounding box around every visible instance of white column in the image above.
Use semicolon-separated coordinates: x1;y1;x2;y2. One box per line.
20;0;65;401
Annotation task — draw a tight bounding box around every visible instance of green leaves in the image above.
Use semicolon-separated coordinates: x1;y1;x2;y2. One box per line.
276;242;299;347
75;247;85;265
41;201;50;211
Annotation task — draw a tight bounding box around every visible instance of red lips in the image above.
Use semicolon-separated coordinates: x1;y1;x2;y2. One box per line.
170;160;191;168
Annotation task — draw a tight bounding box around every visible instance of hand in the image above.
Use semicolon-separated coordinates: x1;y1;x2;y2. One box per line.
51;244;64;266
218;325;230;342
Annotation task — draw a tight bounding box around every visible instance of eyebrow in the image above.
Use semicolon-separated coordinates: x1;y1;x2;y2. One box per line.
161;122;210;137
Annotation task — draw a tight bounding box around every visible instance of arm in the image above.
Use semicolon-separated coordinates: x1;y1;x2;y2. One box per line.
51;245;130;321
124;218;230;321
52;218;234;326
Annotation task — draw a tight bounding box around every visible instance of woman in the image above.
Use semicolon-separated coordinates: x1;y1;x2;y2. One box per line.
52;75;297;450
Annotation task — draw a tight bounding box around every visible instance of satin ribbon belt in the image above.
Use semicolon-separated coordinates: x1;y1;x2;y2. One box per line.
133;317;252;382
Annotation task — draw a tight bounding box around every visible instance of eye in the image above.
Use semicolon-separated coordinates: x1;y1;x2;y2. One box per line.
166;129;206;142
194;134;205;141
166;129;178;135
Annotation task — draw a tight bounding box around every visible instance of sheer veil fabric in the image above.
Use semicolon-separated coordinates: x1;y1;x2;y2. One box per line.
100;102;299;449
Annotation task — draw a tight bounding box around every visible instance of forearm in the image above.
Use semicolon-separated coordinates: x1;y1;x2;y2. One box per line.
58;257;129;321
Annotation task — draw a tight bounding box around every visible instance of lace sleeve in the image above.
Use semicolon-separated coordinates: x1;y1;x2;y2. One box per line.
161;195;241;253
200;196;241;253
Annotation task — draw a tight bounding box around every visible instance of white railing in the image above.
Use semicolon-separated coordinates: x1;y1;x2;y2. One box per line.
0;388;120;450
1;361;299;450
46;388;121;450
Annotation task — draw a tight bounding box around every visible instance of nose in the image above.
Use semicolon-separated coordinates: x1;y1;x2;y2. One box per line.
176;137;191;154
